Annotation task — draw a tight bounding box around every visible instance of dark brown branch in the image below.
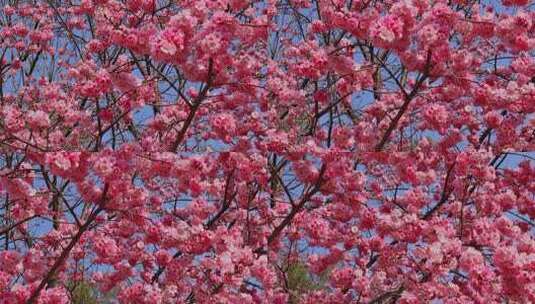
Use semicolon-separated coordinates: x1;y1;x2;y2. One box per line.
0;215;38;236
26;184;109;304
168;59;214;152
255;164;326;255
151;251;182;284
368;286;404;304
205;170;236;228
375;50;432;152
422;163;455;220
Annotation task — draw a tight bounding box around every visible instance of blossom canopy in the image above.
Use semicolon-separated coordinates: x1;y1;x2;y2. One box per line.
0;0;534;303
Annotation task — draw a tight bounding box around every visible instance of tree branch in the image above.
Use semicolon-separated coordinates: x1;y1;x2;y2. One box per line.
26;184;109;304
168;59;214;152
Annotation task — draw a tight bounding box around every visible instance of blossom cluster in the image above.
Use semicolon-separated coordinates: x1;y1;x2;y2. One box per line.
0;0;533;303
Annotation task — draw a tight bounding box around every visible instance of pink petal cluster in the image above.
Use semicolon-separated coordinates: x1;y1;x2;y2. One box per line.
0;0;533;303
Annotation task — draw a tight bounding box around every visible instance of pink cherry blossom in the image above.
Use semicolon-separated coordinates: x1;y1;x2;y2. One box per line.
0;0;533;303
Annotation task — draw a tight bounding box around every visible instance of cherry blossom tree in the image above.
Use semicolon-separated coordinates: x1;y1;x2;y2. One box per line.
0;0;534;303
